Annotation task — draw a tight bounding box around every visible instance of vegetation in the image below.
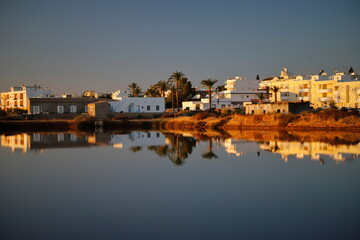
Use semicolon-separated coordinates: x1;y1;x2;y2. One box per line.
170;71;185;111
270;86;281;102
159;109;360;131
155;80;171;97
128;83;142;97
201;78;218;110
256;92;266;103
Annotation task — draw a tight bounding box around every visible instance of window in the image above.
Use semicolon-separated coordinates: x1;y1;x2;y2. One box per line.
33;106;40;114
156;105;160;111
58;134;64;142
33;133;40;142
57;106;64;114
147;105;150;111
70;105;77;113
71;134;77;141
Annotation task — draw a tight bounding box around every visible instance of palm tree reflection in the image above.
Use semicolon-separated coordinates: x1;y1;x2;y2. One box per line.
148;134;197;166
201;138;218;160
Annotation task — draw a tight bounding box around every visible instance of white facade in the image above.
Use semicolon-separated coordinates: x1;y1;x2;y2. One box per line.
110;90;165;113
182;76;263;110
1;85;52;110
111;132;165;149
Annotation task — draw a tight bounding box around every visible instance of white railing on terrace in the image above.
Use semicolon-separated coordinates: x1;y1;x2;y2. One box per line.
318;88;332;93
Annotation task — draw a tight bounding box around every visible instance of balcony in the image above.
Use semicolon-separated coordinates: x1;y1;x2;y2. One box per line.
318;88;332;93
318;97;332;102
298;97;310;101
299;88;310;93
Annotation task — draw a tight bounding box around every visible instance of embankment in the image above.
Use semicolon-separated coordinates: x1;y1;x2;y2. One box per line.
158;110;360;132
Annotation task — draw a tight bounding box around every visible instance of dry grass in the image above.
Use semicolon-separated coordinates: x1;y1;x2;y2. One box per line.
161;110;360;132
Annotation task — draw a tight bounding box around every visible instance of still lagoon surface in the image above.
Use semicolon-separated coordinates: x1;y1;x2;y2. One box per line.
1;130;359;240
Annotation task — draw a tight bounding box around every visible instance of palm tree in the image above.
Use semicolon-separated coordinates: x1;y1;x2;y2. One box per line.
169;71;185;111
144;86;160;97
201;78;218;110
154;80;170;97
128;83;142;97
169;85;176;112
270;86;281;102
216;85;226;92
256;92;266;103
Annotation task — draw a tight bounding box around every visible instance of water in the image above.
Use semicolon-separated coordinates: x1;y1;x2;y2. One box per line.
1;131;359;240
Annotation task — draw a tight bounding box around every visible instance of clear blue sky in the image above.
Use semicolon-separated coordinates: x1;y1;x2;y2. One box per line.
1;0;359;94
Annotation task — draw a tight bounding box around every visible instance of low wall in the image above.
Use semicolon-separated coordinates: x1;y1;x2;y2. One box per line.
111;112;168;119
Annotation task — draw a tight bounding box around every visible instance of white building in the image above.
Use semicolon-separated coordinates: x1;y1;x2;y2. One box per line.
1;85;52;110
110;90;165;113
182;76;263;110
111;132;165;149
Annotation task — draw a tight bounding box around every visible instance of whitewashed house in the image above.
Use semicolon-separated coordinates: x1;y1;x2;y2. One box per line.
182;76;263;110
110;90;165;113
111;132;166;149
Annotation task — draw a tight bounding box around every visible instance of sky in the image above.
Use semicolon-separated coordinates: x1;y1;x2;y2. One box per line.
0;0;359;94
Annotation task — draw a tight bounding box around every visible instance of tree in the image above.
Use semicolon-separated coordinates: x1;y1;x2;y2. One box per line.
144;86;160;97
216;85;226;92
128;83;142;97
169;71;185;111
270;86;281;102
256;92;266;103
154;80;171;97
201;78;218;110
169;85;176;112
179;77;196;101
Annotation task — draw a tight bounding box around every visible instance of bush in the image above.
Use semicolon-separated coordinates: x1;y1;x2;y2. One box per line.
193;112;211;120
6;108;27;115
0;108;6;116
221;108;232;115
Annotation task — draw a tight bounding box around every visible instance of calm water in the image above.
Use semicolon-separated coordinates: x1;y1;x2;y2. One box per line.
0;131;359;240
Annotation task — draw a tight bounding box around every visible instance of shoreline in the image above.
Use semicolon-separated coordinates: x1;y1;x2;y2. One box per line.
1;109;359;133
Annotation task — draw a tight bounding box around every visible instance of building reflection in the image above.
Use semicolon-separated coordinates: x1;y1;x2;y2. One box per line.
1;131;359;164
259;141;360;163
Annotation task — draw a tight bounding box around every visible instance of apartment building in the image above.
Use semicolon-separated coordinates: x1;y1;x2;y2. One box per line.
1;85;52;110
259;68;360;109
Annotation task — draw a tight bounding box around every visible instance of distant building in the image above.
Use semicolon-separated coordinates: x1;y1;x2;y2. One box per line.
259;68;360;109
182;76;264;110
245;101;311;115
1;85;52;110
88;101;110;119
28;98;100;114
110;90;165;113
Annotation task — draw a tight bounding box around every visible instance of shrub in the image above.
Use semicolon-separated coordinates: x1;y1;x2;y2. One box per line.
193;112;211;120
6;108;27;115
0;108;6;116
221;108;232;115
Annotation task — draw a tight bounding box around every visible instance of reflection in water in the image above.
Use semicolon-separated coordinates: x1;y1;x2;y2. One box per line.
1;130;360;165
148;134;197;166
201;138;218;160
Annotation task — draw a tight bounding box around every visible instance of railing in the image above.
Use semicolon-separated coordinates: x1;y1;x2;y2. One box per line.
318;88;332;93
318;97;332;102
298;97;310;101
298;88;310;93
